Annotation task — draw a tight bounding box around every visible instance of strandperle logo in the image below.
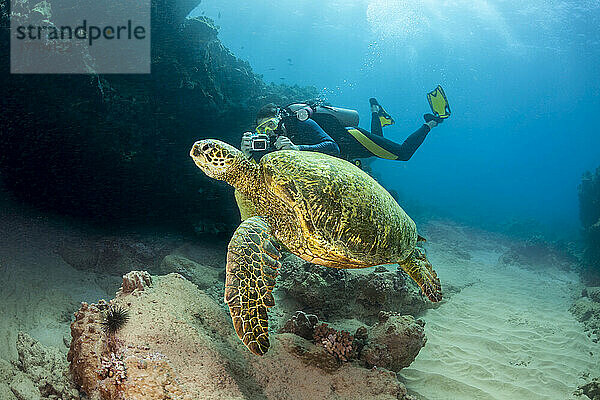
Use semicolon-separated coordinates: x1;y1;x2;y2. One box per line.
14;20;147;46
10;0;150;74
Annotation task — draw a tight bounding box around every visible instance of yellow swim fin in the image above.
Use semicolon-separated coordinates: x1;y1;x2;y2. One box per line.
370;97;395;128
427;85;451;119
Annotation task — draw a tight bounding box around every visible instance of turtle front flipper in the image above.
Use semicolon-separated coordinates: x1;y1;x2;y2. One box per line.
399;248;442;302
225;216;281;355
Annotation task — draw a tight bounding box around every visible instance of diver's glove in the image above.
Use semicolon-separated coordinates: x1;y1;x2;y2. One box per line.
274;136;299;151
240;132;253;157
424;113;445;130
424;113;444;124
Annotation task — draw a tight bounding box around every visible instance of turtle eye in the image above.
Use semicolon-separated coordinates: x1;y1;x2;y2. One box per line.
201;143;211;153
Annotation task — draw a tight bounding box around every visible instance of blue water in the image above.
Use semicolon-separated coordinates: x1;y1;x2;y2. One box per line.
191;0;600;237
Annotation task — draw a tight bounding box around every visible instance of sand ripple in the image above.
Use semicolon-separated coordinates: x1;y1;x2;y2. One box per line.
399;223;599;400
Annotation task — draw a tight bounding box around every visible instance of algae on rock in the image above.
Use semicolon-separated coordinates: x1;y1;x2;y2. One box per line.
277;253;434;324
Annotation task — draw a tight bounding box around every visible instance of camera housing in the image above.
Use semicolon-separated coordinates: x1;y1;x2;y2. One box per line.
251;133;270;151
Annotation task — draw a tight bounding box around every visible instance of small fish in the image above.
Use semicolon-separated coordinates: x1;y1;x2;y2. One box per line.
218;11;221;19
268;67;276;71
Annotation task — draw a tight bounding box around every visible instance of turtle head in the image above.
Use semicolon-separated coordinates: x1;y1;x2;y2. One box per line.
190;139;247;182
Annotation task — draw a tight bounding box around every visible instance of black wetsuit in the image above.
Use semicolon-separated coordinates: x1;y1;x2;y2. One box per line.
311;112;431;162
250;118;340;161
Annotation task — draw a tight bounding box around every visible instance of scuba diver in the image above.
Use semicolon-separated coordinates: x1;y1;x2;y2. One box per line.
240;85;451;166
235;86;450;220
240;103;339;160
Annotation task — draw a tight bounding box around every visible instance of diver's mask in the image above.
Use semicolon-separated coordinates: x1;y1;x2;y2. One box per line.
251;116;281;151
255;116;281;135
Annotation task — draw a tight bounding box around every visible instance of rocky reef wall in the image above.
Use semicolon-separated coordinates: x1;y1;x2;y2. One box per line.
0;0;316;231
579;167;600;284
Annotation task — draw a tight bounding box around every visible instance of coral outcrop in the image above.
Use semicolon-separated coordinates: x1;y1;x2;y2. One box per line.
579;167;600;285
570;287;600;341
279;310;319;340
313;323;355;362
67;272;418;399
98;353;127;385
278;254;433;323
0;332;81;400
499;236;577;271
120;271;152;294
584;287;600;303
360;311;427;372
577;377;600;400
278;310;427;373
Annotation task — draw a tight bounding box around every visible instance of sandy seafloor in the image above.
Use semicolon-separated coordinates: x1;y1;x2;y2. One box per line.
0;189;598;400
399;223;599;400
0;196;111;361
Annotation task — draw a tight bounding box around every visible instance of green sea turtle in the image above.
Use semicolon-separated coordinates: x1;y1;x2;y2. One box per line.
189;139;442;355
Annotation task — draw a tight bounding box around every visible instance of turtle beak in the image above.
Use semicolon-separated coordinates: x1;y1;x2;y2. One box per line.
190;140;210;159
190;140;212;164
190;141;209;170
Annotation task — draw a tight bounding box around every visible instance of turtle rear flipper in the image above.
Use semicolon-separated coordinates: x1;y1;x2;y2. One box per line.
399;248;442;302
225;216;281;356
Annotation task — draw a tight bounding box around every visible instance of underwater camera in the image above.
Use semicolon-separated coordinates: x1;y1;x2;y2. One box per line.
251;133;271;151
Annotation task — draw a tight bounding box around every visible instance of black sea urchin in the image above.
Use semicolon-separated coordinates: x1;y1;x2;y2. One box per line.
102;305;130;334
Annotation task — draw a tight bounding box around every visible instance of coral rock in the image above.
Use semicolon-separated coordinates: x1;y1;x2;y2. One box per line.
256;333;410;399
577;377;600;400
97;354;185;400
120;271;152;294
68;302;107;396
570;298;600;337
360;312;427;372
158;254;220;290
279;311;319;340
68;273;415;400
0;382;17;400
313;323;354;362
279;254;432;323
583;287;600;303
276;333;340;372
10;373;40;400
499;237;576;271
10;332;80;400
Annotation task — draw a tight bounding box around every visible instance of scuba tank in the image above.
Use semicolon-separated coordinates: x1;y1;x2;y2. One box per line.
284;102;359;128
281;101;361;165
